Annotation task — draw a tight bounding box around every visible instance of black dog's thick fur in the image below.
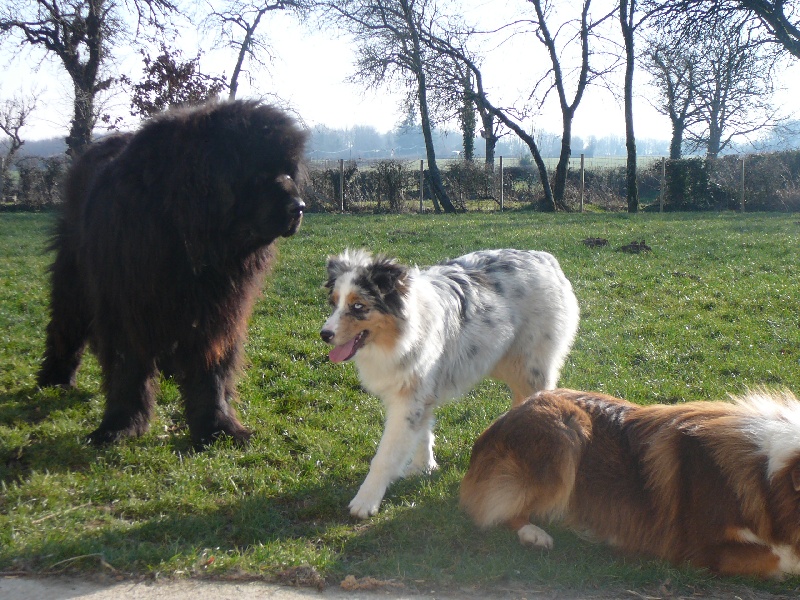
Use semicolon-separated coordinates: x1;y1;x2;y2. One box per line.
38;100;308;448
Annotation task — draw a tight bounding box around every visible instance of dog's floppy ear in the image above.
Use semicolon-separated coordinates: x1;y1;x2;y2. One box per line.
367;257;409;297
325;255;350;289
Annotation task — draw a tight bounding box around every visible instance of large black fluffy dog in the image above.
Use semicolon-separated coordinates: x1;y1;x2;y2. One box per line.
38;100;307;448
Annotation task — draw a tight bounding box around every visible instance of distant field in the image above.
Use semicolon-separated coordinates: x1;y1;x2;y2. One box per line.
1;211;799;596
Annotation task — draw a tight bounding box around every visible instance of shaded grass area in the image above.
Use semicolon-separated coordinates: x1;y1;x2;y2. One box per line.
1;211;799;596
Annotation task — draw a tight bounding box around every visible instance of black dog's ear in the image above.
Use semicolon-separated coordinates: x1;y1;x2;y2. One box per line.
367;257;409;297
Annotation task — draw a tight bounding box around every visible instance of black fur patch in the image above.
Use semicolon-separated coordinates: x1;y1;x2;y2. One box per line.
354;259;408;318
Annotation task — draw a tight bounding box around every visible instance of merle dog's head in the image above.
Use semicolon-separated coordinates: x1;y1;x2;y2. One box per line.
320;249;410;362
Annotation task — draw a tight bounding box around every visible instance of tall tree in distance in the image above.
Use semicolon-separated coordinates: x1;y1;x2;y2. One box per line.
0;93;38;201
319;0;456;213
643;7;783;157
641;33;700;159
690;15;781;157
526;0;615;211
0;0;177;155
201;0;310;100
619;0;638;212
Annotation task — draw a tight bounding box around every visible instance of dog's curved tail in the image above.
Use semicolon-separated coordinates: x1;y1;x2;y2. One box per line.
460;391;591;530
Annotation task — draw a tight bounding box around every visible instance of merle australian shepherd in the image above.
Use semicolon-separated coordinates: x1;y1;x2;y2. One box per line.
320;248;580;518
38;100;307;449
461;387;800;578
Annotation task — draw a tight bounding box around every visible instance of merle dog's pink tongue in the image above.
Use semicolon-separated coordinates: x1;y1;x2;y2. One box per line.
329;337;359;363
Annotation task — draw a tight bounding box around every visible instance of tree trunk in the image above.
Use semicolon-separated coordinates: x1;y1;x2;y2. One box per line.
478;109;497;169
669;120;684;160
66;82;96;156
552;111;573;211
621;0;639;213
707;115;722;158
403;0;455;213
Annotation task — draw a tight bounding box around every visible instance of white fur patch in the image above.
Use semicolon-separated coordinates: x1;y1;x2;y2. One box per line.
517;524;554;549
733;389;800;479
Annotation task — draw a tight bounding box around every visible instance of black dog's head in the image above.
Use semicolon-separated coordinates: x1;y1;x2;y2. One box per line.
130;100;309;269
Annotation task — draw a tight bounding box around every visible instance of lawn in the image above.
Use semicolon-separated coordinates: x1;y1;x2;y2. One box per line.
1;210;799;596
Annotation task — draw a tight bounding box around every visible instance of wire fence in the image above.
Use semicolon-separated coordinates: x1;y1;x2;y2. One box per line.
1;151;798;213
305;151;800;213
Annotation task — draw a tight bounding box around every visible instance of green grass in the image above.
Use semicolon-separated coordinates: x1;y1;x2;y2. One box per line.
2;210;800;596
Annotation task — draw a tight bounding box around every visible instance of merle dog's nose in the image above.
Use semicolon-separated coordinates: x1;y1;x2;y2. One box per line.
320;329;334;343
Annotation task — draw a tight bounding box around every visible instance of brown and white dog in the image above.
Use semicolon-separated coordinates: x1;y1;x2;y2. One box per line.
460;388;800;578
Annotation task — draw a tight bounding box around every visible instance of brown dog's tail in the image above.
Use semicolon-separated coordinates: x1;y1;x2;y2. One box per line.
460;391;591;530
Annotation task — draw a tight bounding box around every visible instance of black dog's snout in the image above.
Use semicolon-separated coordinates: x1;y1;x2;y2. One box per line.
320;329;334;343
290;198;305;215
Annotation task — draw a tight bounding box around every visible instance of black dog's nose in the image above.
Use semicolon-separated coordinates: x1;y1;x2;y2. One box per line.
320;329;334;343
290;198;305;215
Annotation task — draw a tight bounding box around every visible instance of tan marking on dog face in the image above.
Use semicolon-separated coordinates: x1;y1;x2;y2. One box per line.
327;289;402;352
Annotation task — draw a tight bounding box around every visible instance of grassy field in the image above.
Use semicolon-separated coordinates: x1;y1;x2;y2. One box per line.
1;210;799;596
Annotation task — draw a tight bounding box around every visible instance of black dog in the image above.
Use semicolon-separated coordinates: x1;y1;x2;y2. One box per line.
38;100;307;448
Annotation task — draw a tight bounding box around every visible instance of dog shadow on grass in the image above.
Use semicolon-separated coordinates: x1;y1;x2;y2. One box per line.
4;459;776;597
0;386;98;483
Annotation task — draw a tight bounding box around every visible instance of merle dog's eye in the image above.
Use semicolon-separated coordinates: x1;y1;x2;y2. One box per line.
353;303;365;311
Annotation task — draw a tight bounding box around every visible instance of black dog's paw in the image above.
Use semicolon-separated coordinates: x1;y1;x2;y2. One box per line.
191;424;253;451
86;427;127;446
36;368;77;389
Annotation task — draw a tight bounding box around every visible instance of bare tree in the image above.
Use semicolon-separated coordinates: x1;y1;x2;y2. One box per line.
620;0;639;212
646;1;800;59
318;0;456;212
526;0;616;211
690;16;781;157
420;29;558;210
641;33;701;159
0;0;177;155
0;93;39;201
201;0;309;100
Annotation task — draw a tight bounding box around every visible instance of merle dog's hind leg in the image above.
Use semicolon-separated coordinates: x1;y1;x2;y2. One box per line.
38;247;92;388
88;353;159;445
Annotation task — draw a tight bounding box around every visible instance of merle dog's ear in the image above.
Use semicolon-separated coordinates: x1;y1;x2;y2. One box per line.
368;258;409;297
325;255;348;289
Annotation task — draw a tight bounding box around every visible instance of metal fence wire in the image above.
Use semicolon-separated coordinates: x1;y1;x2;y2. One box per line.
1;151;799;213
303;152;800;213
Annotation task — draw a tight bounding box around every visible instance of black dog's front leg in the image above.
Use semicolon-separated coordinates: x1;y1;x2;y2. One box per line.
177;352;251;450
88;354;159;445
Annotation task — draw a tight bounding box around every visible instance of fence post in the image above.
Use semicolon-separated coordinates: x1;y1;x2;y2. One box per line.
659;157;666;213
419;160;424;213
499;156;504;212
740;156;745;213
579;153;585;213
338;159;344;212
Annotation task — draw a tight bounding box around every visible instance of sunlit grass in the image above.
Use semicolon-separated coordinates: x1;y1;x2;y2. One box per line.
1;210;799;596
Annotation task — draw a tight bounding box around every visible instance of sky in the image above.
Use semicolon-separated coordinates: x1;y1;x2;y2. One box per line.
2;2;799;146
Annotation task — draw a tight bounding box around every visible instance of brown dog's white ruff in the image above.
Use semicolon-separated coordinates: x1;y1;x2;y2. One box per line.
460;388;800;578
